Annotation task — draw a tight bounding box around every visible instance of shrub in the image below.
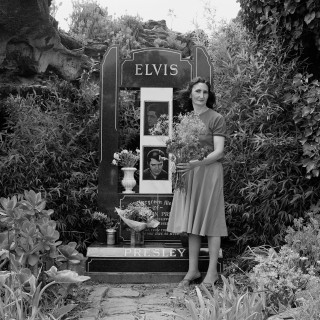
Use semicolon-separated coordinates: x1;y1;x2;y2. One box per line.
173;276;265;320
203;21;320;249
0;75;99;250
118;89;140;151
0;190;89;319
249;245;317;314
285;201;320;272
290;74;320;179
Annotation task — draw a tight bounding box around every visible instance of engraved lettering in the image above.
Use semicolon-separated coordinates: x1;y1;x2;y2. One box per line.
144;249;151;257
153;249;160;256
169;249;176;257
135;64;143;75
177;248;186;257
134;64;179;76
152;64;162;76
124;249;132;256
170;64;178;75
163;64;168;75
134;249;142;256
145;64;152;75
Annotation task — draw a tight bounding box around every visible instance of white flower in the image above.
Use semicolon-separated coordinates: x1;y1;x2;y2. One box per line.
136;149;140;154
121;150;129;154
46;266;90;283
113;153;120;160
112;159;118;165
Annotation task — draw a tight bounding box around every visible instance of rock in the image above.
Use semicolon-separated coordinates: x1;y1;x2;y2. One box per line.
0;0;91;80
0;3;196;84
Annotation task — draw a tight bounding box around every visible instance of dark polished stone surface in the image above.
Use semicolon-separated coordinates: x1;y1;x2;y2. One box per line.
86;242;223;274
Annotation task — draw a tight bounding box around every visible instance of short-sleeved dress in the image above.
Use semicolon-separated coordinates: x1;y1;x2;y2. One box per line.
167;109;228;237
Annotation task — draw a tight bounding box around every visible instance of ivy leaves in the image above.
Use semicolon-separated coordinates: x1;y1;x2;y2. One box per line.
290;74;320;178
239;0;320;51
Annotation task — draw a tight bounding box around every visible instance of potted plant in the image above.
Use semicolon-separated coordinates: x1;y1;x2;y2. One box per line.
115;201;159;246
111;149;140;193
92;211;119;245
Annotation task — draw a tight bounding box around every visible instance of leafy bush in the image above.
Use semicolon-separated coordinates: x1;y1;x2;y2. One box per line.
203;21;320;249
249;246;315;314
0;190;89;319
285;201;320;271
118;89;140;151
0;75;99;250
173;276;265;320
238;0;320;68
69;0;143;56
290;74;320;179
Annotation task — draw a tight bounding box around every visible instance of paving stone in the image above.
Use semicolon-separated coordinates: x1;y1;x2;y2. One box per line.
101;298;138;316
100;315;136;320
89;286;109;300
139;293;172;306
107;287;140;298
79;307;100;319
142;312;187;320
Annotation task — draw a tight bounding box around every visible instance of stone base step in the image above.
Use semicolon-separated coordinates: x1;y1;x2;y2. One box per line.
85;272;189;283
86;242;223;283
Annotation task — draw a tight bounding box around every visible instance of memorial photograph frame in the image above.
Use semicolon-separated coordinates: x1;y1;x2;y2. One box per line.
142;146;169;181
144;101;169;136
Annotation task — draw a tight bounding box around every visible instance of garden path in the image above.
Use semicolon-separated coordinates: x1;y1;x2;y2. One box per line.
79;282;192;320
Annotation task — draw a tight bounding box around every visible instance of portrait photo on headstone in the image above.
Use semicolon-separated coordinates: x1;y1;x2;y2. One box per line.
142;146;169;180
144;101;169;135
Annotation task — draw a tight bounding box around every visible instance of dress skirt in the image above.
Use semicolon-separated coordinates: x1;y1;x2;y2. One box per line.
167;162;227;237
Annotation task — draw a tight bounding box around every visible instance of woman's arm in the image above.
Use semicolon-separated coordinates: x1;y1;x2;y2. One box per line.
177;135;225;173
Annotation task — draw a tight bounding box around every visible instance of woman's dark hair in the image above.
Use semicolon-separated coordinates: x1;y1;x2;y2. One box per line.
177;77;216;112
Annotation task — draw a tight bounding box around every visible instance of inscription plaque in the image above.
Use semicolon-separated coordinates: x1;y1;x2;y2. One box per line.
118;194;179;242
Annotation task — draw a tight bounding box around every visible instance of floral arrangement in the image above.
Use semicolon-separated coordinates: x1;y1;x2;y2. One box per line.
111;149;140;167
149;114;169;136
92;211;119;230
249;245;316;313
115;201;159;232
166;112;210;190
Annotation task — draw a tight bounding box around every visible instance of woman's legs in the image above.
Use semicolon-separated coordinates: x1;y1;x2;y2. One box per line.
183;233;201;280
203;236;220;283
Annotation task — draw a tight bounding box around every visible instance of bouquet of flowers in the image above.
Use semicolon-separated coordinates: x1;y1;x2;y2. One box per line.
149;114;169;136
111;149;140;167
92;211;119;230
115;201;159;232
166;112;210;190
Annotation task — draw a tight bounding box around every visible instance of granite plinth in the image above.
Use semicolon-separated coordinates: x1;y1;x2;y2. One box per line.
86;242;223;283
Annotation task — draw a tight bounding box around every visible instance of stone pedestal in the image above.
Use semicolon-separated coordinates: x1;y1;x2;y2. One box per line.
86;242;223;283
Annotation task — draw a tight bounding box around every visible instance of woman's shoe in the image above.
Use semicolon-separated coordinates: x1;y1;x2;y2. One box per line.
177;273;202;289
201;278;218;291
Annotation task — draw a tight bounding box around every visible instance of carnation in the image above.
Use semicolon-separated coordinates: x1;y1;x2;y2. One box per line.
111;149;140;167
115;201;159;232
166;112;210;190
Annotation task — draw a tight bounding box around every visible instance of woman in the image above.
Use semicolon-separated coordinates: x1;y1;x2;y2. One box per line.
167;77;227;288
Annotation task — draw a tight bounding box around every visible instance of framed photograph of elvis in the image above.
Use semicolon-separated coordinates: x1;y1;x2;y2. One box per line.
142;146;169;181
144;101;169;136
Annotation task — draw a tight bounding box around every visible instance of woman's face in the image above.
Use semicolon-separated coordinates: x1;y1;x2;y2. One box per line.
190;82;209;108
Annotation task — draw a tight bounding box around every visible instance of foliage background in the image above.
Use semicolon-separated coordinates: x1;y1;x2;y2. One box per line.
0;74;100;250
1;0;320;253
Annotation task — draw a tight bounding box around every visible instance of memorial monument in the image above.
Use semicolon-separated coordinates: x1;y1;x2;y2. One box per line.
86;45;222;282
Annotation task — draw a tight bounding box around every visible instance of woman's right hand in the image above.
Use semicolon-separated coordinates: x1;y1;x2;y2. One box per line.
176;161;198;173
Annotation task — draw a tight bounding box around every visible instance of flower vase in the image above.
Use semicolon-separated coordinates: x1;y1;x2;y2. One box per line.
106;228;116;245
130;229;144;246
121;167;137;193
